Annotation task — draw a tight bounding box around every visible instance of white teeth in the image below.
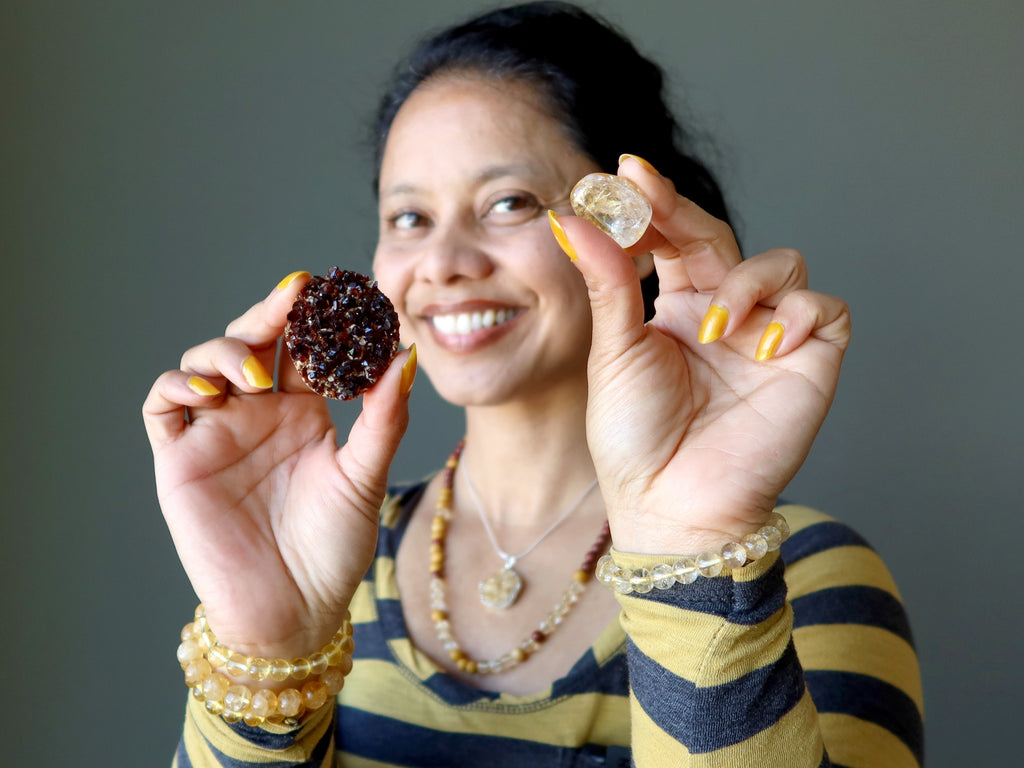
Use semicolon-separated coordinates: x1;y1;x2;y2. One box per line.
430;309;516;336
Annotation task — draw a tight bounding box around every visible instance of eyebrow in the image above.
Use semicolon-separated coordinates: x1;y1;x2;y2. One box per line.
380;163;536;199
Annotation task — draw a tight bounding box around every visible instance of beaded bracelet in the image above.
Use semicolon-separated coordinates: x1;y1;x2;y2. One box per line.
596;512;790;594
176;605;354;727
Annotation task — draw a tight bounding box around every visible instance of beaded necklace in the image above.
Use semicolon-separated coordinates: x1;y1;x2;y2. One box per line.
429;441;612;675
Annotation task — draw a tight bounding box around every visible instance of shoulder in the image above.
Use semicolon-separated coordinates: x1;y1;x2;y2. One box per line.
777;504;903;602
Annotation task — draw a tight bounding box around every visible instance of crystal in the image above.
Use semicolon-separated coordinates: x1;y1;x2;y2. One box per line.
672;557;699;584
697;552;724;578
651;563;676;589
224;684;253;714
301;680;329;711
721;542;748;569
183;658;212;686
769;512;791;539
479;566;523;609
570;173;652;248
760;524;783;551
277;688;303;717
630;568;654;593
321;667;346;696
250;688;278;718
742;533;769;561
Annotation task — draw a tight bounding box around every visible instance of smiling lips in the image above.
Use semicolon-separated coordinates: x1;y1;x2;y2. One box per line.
424;304;522;352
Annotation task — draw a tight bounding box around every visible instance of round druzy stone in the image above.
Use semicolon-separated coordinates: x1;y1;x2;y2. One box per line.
570;173;652;248
284;267;400;400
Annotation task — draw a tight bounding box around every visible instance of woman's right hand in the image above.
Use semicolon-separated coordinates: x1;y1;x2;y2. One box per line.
143;271;416;658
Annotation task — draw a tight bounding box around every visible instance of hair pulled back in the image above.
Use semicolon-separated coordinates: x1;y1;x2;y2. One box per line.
371;1;735;317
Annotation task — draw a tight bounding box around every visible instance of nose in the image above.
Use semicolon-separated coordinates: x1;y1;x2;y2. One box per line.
416;216;494;285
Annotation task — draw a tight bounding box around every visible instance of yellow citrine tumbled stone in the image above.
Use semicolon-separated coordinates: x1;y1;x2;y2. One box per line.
570;173;652;248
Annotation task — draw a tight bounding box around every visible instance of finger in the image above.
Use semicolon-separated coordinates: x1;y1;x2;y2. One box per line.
180;336;277;394
335;346;418;510
224;270;311;347
687;248;809;344
753;289;851;362
618;155;742;294
143;370;224;446
548;210;646;361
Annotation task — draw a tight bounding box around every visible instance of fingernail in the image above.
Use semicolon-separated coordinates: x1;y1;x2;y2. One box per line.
756;322;785;361
698;305;729;344
242;356;274;389
619;153;659;175
187;376;221;396
548;210;577;262
277;270;310;291
400;344;417;397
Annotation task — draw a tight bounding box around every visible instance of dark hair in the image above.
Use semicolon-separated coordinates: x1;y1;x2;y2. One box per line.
371;1;735;319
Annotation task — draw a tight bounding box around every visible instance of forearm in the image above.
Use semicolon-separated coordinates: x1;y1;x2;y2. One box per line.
615;549;828;766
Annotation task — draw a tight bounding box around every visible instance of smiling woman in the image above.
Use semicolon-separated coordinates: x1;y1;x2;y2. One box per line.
143;3;923;767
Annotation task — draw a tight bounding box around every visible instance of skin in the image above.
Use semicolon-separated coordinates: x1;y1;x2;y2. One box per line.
143;72;850;696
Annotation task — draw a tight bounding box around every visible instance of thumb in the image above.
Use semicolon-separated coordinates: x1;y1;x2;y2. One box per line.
548;210;646;362
336;345;416;504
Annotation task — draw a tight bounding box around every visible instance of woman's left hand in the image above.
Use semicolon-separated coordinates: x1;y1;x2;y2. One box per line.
555;156;851;554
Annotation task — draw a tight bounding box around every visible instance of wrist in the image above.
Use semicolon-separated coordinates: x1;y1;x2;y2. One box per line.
177;605;354;727
597;512;790;594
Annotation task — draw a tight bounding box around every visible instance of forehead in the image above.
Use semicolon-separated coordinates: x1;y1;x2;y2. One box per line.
379;75;584;189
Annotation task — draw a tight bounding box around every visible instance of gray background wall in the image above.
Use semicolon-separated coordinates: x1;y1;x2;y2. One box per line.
3;0;1021;764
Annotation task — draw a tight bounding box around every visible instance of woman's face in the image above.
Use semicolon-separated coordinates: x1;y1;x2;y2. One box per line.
373;76;600;407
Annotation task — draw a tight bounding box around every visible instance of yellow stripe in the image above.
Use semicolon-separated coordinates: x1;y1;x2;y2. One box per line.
341;657;629;746
375;555;400;600
629;687;825;767
819;712;921;768
349;578;378;625
776;504;835;534
590;615;627;666
185;694;334;763
183;697;232;768
336;752;404;768
794;623;924;714
615;553;791;687
387;637;447;682
785;545;902;601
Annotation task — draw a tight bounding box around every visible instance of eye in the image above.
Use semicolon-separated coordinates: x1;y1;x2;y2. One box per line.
486;193;539;221
387;209;429;232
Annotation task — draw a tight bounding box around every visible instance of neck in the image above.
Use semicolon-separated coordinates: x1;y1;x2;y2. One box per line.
456;390;600;530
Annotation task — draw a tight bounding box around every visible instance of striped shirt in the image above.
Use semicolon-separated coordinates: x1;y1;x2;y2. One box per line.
173;487;923;767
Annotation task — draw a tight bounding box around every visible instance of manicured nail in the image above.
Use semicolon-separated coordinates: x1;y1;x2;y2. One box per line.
242;356;274;389
698;305;729;344
548;210;577;262
755;322;785;361
187;376;221;396
277;270;310;291
619;153;659;175
400;344;417;397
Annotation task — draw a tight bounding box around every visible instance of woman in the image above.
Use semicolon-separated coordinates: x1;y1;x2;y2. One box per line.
145;3;923;766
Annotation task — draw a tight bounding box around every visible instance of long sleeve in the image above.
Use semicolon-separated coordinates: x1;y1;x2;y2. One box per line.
173;695;336;768
614;505;923;768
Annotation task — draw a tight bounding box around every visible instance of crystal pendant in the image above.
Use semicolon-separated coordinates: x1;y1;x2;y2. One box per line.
479;564;523;609
570;173;652;248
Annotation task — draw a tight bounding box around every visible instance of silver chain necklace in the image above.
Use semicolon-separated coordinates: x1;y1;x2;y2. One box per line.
462;462;598;610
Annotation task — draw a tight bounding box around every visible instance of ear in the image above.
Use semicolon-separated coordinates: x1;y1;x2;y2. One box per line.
633;251;655;280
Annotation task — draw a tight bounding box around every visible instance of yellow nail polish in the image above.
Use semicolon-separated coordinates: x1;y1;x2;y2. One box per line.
187;376;221;396
547;210;577;262
698;305;729;344
618;153;659;175
242;356;274;389
756;322;785;361
277;270;310;291
400;344;417;397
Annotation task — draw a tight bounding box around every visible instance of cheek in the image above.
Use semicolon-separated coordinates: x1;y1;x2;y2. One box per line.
371;252;415;340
